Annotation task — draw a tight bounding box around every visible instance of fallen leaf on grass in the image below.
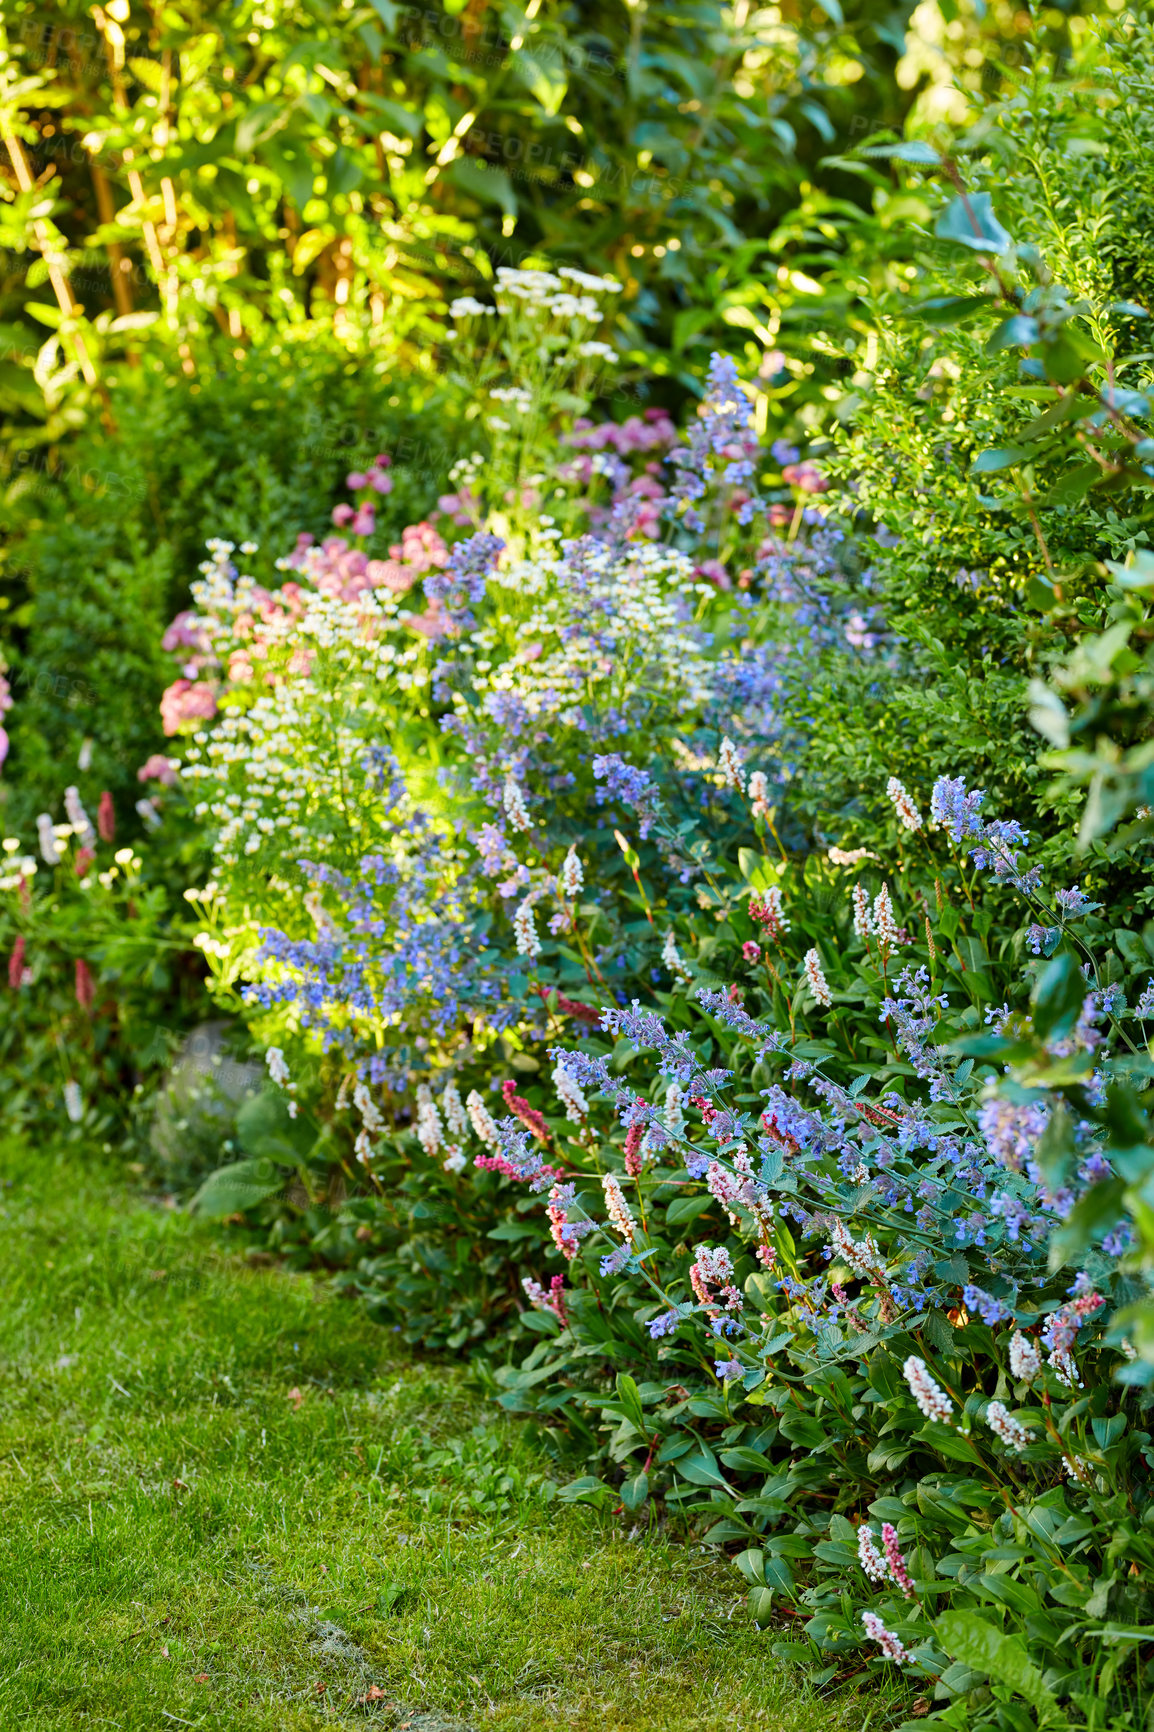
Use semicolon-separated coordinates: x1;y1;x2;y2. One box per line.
193;1674;210;1684
287;1387;304;1408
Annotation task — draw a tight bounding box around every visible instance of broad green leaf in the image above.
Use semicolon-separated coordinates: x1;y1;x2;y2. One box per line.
446;157;517;216
935;1611;1066;1722
191;1158;283;1218
935;191;1013;255
860;140;942;164
1031;953;1085;1041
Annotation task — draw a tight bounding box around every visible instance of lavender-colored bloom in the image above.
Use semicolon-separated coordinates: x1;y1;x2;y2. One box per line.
647;1309;680;1339
425;531;504;620
978;1098;1049;1176
592;753;660;838
962;1283;1011;1326
930;775;985;842
600;1243;632;1276
715;1358;744;1381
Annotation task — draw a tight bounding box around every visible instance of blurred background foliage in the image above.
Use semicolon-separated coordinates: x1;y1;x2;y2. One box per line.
0;0;1126;827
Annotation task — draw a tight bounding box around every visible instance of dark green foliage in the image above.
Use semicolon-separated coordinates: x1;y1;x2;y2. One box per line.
1;333;446;828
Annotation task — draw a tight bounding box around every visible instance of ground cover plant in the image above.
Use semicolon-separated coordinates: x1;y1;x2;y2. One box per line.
5;4;1154;1730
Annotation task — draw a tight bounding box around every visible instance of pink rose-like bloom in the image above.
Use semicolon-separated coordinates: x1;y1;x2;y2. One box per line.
228;650;255;684
768;502;793;527
0;673;12;714
742;940;761;963
368;469;393;494
350;505;376;537
0;726;7;767
137;754;178;787
331;503;355;528
346;471;368;490
160;679;217;737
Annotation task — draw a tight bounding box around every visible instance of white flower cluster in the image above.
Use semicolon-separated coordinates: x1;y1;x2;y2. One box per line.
470;539;715;723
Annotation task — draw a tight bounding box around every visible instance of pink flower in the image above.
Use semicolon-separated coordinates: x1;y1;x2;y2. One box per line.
881;1523;915;1598
367;559;412;593
350;504;376;537
75;958;95;1011
782;462;830;495
368;469;393;494
406;600;449;640
346;471;368;490
97;791;115;844
137;755;178;787
331;503;355;527
75;847;95;879
8;936;26;990
0;726;8;767
742;940;761;963
160;679;217;737
161;610;204;654
861;1611;911;1665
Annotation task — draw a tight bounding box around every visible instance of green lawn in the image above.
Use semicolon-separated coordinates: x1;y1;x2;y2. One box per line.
0;1139;885;1731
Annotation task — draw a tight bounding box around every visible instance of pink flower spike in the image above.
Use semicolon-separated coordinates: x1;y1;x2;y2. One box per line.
861;1611;911;1665
881;1524;915;1598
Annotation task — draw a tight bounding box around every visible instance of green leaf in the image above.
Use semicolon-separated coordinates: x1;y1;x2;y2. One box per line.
1035;1104;1077;1190
614;1372;647;1434
236;100;289;156
665;1194;716;1227
986;313;1040;352
325;146;364;198
904;293;991;325
935;191;1014;255
236;1091;317;1164
620;1470;649;1510
934;1611;1066;1722
971;444;1032;474
1031;953;1086;1041
860;140;942;164
677;1453;732;1489
514;49;568;117
1049;1177;1126;1269
191;1158;283;1218
445;157;517;216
